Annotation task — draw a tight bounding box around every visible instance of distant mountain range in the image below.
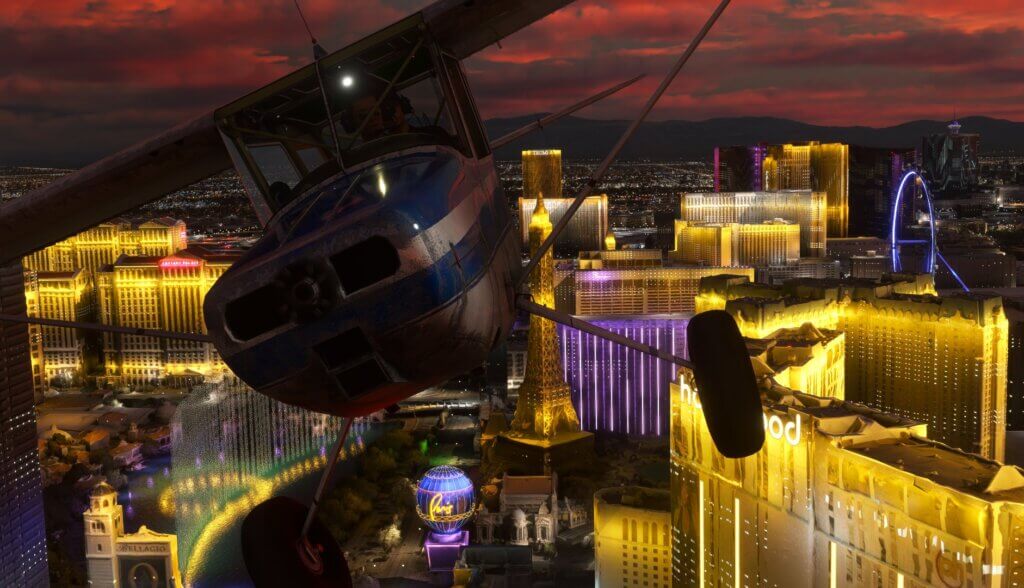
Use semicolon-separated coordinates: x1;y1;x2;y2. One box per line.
483;115;1024;161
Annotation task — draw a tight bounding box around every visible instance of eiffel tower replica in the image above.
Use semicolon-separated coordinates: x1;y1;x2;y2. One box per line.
494;193;593;475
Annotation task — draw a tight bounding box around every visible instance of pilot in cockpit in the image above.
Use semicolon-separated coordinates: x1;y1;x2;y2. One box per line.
350;92;411;142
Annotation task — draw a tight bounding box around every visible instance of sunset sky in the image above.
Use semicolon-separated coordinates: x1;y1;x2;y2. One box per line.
3;0;1023;165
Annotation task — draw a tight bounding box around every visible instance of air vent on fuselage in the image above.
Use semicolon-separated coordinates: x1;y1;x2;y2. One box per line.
225;284;287;341
334;359;390;398
313;328;373;370
330;236;400;295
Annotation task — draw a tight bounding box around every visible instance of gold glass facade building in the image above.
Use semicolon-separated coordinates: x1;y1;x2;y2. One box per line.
95;247;239;386
519;195;610;257
671;369;1024;588
519;148;611;257
522;149;563;201
681;191;826;258
763;142;849;238
696;275;1009;460
672;220;800;267
594;487;672;588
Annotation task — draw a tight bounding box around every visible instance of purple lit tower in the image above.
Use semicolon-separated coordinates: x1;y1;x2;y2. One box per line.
557;314;690;437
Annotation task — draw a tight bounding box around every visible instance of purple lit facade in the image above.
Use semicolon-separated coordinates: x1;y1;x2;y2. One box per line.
425;530;469;572
713;144;766;192
557;315;690;437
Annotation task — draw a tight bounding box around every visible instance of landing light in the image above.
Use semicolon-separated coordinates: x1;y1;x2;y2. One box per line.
341;75;354;89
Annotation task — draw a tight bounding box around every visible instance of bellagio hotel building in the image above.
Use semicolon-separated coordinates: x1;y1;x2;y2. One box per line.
671;368;1024;588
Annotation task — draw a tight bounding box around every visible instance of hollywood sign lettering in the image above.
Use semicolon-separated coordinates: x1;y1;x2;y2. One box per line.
680;379;801;446
763;412;801;446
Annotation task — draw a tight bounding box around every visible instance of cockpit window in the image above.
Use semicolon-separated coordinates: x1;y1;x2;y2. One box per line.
249;143;302;188
329;47;458;152
217;21;467;213
296;147;327;174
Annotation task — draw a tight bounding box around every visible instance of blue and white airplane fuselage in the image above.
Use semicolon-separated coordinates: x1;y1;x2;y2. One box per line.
204;146;520;416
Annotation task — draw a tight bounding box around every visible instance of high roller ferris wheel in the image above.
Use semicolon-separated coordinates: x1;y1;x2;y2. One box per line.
889;169;969;292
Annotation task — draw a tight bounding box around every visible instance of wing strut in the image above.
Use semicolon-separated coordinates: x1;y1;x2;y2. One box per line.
517;0;732;286
0;314;212;343
489;75;644;150
517;297;694;369
516;297;765;459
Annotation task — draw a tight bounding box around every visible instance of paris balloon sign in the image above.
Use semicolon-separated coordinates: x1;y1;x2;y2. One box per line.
415;466;475;536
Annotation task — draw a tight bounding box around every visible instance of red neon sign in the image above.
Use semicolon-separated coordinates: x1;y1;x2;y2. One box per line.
160;258;201;270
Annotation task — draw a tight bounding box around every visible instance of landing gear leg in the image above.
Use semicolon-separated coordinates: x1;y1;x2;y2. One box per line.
241;418;355;588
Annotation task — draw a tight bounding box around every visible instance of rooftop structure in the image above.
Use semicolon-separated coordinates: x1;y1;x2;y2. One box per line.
697;274;1008;460
672;368;1023;588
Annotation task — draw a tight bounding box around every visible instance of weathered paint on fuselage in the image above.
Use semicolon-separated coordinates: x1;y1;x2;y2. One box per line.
204;146;520;416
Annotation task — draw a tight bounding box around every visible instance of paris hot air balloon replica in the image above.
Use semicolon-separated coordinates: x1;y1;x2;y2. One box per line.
415;465;475;575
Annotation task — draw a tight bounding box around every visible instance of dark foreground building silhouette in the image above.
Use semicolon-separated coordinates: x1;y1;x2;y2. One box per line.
0;262;49;586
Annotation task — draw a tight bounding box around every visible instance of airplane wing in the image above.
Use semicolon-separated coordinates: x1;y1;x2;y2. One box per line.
0;112;232;265
0;0;577;266
423;0;576;59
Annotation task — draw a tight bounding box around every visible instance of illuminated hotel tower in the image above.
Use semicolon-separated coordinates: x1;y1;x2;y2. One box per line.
681;191;825;258
22;270;46;401
574;264;753;316
509;195;582;439
594;487;671;588
23;218;187;275
671;369;1024;588
696;275;1009;460
523;149;563;201
672;220;800;267
96;247;238;386
763;142;849;238
558;316;689;437
520;148;607;256
33;269;93;384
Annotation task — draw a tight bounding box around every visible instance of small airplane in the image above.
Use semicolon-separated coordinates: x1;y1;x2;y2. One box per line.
0;0;763;584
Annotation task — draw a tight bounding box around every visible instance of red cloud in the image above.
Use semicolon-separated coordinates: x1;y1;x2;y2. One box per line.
3;0;1024;165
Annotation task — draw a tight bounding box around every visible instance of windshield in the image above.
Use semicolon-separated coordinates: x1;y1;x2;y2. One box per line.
218;24;464;213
